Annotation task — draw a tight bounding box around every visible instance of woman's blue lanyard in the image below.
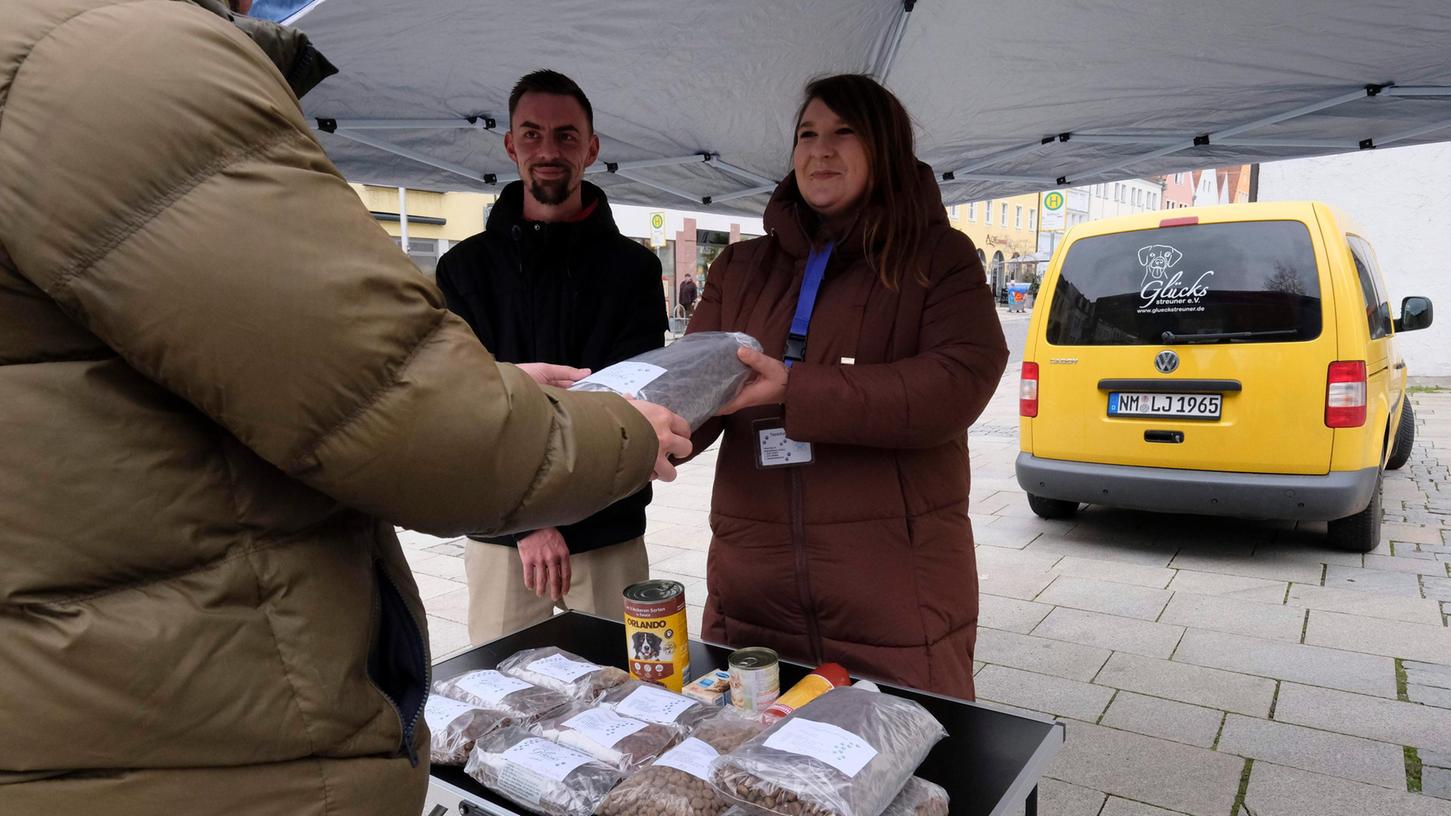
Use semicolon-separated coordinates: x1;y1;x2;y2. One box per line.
784;242;834;369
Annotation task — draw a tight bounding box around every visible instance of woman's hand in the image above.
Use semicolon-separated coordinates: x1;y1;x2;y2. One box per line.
517;362;591;388
719;347;789;414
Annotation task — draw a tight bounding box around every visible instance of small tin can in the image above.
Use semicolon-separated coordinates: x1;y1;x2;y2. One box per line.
728;647;780;714
623;580;690;692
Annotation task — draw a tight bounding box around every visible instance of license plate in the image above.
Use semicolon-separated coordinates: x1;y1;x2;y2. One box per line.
1108;392;1222;420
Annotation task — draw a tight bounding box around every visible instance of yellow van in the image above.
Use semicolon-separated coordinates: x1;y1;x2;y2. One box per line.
1016;202;1434;552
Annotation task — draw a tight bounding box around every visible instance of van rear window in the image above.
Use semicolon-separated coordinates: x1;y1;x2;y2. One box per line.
1045;221;1321;346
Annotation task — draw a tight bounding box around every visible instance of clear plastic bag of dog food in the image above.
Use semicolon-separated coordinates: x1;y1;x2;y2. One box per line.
596;680;716;737
431;669;569;726
534;702;680;773
464;726;624;816
881;777;950;816
424;694;508;765
597;709;768;816
709;687;946;816
570;331;764;430
496;647;630;702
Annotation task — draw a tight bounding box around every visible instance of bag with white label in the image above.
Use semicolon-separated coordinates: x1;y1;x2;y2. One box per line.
424;694;507;765
464;726;624;816
596;680;716;737
708;687;946;816
496;647;630;702
596;709;767;816
880;776;950;816
534;702;680;773
431;669;569;727
569;331;763;430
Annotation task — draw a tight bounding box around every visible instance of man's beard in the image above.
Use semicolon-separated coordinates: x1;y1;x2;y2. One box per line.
527;164;576;206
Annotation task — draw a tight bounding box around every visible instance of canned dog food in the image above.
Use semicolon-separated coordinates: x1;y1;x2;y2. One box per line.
728;647;780;714
623;580;690;692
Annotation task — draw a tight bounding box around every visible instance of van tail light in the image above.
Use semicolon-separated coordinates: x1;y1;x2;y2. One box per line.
1325;361;1367;428
1160;216;1199;227
1020;362;1040;417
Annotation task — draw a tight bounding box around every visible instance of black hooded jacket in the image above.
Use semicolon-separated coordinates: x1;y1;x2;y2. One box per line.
436;181;666;553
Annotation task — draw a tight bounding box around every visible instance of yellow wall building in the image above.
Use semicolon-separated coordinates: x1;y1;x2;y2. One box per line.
351;184;497;277
946;192;1040;292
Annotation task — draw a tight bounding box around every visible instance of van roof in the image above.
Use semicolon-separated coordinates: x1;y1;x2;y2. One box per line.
1063;201;1340;240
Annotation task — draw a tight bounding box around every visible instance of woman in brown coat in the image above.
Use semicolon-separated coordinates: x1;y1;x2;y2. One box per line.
685;75;1008;699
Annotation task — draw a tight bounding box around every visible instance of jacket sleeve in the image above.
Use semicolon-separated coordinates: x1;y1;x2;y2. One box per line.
0;3;656;537
603;251;668;364
783;233;1009;449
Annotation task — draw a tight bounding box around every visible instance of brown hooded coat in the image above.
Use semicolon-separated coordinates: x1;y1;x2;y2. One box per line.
686;167;1008;698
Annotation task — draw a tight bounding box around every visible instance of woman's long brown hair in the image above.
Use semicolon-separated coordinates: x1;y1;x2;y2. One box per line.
794;74;932;289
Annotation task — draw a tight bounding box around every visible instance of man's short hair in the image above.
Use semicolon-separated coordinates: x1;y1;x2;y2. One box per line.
508;70;594;132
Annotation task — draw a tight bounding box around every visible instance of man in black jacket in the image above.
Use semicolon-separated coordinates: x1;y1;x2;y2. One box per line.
436;70;668;642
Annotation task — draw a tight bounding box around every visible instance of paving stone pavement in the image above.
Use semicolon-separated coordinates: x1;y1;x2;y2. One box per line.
398;317;1451;814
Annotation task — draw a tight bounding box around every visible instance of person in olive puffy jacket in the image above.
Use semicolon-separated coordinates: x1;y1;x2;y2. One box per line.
0;1;688;814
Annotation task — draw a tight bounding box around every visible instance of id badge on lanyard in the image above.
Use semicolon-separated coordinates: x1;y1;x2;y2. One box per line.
756;242;832;470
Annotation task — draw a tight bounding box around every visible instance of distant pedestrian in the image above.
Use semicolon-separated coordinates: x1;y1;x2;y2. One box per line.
679;272;699;317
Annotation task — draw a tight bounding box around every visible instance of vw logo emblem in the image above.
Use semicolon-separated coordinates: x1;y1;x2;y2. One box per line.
1155;350;1180;374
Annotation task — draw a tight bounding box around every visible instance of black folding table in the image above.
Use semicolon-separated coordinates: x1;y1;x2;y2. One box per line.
423;612;1064;816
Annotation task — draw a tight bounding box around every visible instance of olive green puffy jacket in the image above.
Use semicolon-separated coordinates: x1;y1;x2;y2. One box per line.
0;2;657;813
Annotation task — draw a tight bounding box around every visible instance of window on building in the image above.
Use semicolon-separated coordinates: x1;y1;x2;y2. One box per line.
949;204;959;219
1114;183;1121;202
1029;209;1036;230
1015;206;1023;228
1001;203;1009;225
696;229;730;279
967;201;976;221
985;201;993;224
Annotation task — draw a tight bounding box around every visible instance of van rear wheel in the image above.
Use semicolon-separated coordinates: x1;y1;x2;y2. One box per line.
1027;493;1079;520
1386;399;1415;471
1326;471;1382;553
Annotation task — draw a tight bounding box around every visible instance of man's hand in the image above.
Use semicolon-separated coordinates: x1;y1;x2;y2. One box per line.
517;362;591;388
718;347;789;415
517;527;571;601
625;399;692;481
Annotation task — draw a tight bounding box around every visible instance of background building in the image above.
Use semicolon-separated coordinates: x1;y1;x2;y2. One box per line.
1257;144;1450;378
948;193;1039;295
355;185;762;315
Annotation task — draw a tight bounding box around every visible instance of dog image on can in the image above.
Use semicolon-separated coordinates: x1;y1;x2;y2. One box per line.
623;580;690;692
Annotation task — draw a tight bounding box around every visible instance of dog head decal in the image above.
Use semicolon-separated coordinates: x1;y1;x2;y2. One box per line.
1137;245;1183;283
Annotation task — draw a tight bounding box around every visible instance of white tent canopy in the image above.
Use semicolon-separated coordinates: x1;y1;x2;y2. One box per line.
283;1;1451;214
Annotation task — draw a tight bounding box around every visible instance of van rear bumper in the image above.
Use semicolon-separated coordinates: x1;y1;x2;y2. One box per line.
1015;454;1378;521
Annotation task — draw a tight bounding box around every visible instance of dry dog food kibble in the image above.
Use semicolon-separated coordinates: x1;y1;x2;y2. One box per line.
424;694;504;765
596;710;767;816
464;726;623;816
570;331;763;430
431;669;569;726
597;680;716;737
710;688;946;816
497;647;630;702
881;777;950;816
535;703;680;773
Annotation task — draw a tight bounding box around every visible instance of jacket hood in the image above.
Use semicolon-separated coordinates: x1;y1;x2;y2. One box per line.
191;0;338;98
486;180;622;241
763;161;948;260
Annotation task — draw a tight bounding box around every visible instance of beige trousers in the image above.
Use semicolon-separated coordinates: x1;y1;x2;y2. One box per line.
464;537;648;645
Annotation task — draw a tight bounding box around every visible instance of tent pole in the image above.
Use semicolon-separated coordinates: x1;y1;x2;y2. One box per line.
398;187;409;249
1070;85;1389;181
872;2;915;82
1377;116;1451;147
708;157;777;187
711;183;778;205
613;170;703;205
326;129;489;185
